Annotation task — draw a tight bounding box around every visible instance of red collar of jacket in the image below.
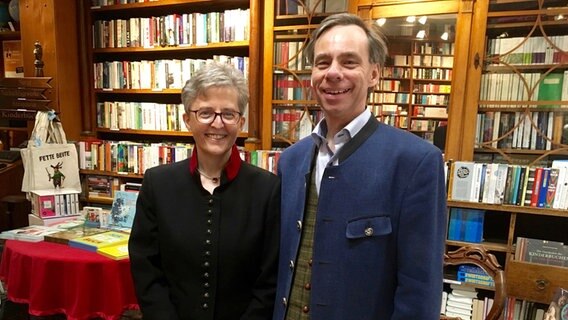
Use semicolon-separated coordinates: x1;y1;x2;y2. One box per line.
189;144;241;182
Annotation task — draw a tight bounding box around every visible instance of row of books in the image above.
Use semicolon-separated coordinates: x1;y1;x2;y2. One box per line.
447;208;485;243
93;55;248;90
372;90;450;107
391;54;454;68
382;66;408;79
273;75;313;101
373;92;411;104
410;119;446;132
502;296;548;320
412;68;452;81
30;189;82;220
474;111;563;151
479;71;567;107
93;9;250;49
375;112;408;130
84;174;141;200
413;41;455;56
441;284;493;320
274;41;311;71
448;160;568;209
486;35;568;65
96;102;185;132
413;106;448;118
514;236;568;268
77;139;194;173
241;150;283;175
272;109;322;142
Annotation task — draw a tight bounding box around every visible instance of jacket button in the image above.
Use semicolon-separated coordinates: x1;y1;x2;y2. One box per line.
296;220;302;230
202;303;208;309
364;227;374;236
308;258;313;267
289;260;294;270
304;283;311;290
302;305;309;313
282;297;287;306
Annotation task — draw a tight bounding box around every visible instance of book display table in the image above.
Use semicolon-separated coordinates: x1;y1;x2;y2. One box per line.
0;240;139;320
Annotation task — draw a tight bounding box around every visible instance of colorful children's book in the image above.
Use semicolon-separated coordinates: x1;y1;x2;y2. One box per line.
44;227;106;245
68;231;130;252
109;191;138;229
97;243;129;260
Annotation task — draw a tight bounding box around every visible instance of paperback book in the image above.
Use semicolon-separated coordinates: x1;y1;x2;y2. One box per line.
68;230;130;252
44;227;106;245
109;191;138;229
97;243;129;260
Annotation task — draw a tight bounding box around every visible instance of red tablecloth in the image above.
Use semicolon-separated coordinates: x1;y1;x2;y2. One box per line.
0;240;139;320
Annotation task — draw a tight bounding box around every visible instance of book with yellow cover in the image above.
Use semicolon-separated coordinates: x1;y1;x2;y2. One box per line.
97;243;129;260
68;230;129;252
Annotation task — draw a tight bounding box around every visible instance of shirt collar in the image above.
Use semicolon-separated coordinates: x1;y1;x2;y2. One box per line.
311;109;373;146
189;144;242;182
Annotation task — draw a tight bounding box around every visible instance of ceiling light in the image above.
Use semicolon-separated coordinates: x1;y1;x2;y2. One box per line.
440;32;449;40
406;16;416;23
418;16;427;25
376;18;386;26
416;30;426;39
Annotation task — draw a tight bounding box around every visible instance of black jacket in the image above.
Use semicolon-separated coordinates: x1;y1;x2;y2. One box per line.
129;157;280;320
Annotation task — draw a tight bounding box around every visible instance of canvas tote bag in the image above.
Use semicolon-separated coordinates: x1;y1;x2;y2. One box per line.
21;111;81;193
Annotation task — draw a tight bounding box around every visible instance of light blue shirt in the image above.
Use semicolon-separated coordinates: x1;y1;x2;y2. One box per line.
311;109;373;194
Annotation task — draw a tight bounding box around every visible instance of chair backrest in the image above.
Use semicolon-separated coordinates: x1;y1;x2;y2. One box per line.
442;245;506;320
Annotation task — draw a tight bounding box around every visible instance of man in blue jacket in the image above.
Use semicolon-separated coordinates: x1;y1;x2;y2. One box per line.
274;13;447;320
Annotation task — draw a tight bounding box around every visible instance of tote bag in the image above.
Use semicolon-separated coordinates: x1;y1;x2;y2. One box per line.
21;111;81;193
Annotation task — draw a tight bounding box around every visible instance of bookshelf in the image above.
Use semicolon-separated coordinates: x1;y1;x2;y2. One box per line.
445;0;568;308
80;0;260;204
261;0;352;149
358;0;568;313
371;15;456;143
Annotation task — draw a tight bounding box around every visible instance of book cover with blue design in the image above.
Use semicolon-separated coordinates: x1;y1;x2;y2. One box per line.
109;191;138;229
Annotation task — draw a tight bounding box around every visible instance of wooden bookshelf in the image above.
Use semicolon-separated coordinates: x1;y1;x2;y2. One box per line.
358;0;568;313
261;0;352;149
77;0;261;199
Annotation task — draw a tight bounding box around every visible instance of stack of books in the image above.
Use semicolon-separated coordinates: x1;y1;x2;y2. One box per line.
444;284;477;320
28;188;82;227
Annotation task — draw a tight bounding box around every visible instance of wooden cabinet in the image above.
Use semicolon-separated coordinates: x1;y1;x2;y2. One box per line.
18;0;83;140
358;0;568;309
79;0;260;204
446;200;568;303
369;24;455;143
260;0;351;149
453;0;568;305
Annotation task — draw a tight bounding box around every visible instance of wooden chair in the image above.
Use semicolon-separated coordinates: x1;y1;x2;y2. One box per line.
441;245;506;320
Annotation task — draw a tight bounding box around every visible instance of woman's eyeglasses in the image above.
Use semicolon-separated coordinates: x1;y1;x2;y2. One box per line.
190;109;242;125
